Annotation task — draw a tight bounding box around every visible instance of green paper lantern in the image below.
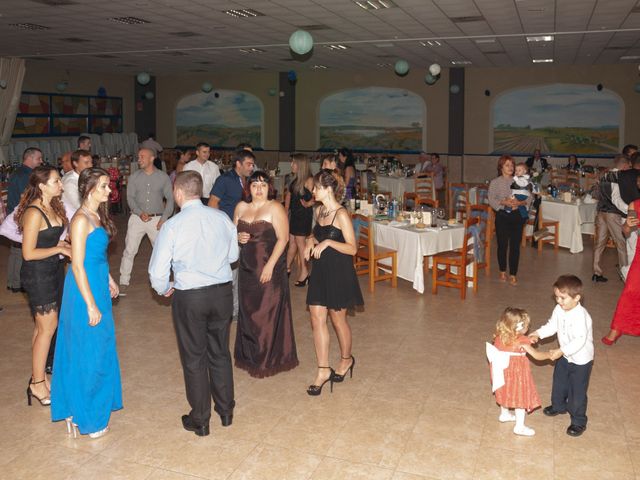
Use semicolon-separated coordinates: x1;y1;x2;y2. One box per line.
394;60;409;76
425;74;437;85
137;72;151;85
145;91;154;100
289;30;314;55
201;81;213;93
268;88;277;96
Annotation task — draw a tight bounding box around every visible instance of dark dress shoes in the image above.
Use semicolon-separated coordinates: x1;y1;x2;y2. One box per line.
567;424;586;437
181;415;209;436
591;274;608;283
543;406;566;417
220;414;233;427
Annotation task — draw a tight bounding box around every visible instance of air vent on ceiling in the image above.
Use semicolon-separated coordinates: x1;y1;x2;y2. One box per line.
354;0;396;10
109;16;150;25
323;44;350;51
420;40;442;47
297;24;330;31
170;31;201;37
311;64;328;69
30;0;78;5
94;54;118;58
163;51;188;56
376;63;391;67
223;9;265;18
60;37;91;42
9;23;50;30
451;15;485;23
451;60;472;65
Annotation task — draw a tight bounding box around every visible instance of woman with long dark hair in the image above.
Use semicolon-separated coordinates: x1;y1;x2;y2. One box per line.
16;165;71;407
338;148;357;200
51;168;122;439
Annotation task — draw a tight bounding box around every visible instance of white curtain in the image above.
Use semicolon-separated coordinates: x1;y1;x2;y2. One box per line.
0;57;26;165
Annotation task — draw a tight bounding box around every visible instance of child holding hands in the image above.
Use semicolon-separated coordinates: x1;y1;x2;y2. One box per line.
529;274;594;437
487;307;552;436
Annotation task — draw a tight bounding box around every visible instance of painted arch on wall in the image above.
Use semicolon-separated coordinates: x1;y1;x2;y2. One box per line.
491;83;622;155
318;87;425;151
176;90;263;147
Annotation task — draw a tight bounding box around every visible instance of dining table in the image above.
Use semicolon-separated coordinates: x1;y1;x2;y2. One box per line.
375;175;415;200
537;197;598;253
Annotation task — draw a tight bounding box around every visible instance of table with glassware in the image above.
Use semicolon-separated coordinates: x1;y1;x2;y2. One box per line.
537;197;598;253
375;175;415;200
373;217;465;293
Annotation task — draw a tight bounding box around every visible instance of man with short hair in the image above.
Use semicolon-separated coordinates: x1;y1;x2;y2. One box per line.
77;135;91;152
622;144;638;160
617;152;640;280
182;142;220;204
61;149;93;211
149;171;238;437
526;148;549;171
6;147;43;292
59;152;73;174
119;148;174;294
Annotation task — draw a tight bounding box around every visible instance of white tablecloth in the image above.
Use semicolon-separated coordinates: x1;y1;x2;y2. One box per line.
375;176;415;199
374;221;465;293
538;198;597;253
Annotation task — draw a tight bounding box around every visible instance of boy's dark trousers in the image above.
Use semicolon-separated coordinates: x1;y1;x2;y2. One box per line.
550;356;593;427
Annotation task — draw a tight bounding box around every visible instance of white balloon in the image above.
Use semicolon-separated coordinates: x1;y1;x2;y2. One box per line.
429;63;441;76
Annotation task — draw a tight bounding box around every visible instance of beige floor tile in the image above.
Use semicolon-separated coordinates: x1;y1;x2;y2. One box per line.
1;443;95;480
310;457;394;480
228;444;322;480
390;472;439;480
396;437;478;480
472;446;554;480
64;454;156;480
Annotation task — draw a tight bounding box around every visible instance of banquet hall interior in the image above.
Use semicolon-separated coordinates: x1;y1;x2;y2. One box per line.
1;0;640;478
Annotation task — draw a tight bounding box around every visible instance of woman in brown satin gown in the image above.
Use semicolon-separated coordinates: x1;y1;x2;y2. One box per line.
233;171;299;377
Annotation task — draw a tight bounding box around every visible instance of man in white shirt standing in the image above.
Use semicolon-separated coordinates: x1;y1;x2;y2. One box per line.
61;149;93;211
183;142;220;204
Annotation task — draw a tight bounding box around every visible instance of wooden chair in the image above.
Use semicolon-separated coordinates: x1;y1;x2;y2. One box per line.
403;192;416;210
448;183;469;221
467;204;492;276
353;214;398;292
415;172;436;202
549;168;566;185
536;202;560;253
431;216;480;300
474;185;489;206
417;197;439;209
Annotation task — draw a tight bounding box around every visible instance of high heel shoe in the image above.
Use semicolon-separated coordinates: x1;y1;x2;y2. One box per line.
65;417;79;439
89;426;109;439
307;367;334;396
27;379;51;406
332;355;355;383
601;331;622;346
294;275;310;287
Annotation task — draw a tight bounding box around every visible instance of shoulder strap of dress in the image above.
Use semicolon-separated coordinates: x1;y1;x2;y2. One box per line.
330;207;345;226
25;205;52;229
79;207;98;229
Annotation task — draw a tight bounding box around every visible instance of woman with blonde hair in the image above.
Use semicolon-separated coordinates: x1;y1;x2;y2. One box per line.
285;153;314;285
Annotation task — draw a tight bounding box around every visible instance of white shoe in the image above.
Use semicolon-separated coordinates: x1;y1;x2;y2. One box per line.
499;412;516;423
513;425;535;436
89;426;109;439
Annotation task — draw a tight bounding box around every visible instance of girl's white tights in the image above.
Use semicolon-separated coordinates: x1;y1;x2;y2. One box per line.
513;408;535;436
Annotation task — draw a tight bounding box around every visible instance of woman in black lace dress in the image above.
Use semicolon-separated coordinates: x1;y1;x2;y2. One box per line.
304;169;363;395
15;166;71;406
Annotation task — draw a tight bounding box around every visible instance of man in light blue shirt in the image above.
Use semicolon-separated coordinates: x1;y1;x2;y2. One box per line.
149;171;239;437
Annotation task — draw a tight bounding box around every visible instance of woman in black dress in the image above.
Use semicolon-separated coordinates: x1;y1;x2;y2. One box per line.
234;171;298;377
285;154;314;286
15;166;71;406
304;169;363;395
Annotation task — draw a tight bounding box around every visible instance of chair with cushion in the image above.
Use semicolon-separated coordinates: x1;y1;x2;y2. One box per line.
415;172;436;202
467;204;492;276
353;214;398;293
431;216;480;300
448;183;469;221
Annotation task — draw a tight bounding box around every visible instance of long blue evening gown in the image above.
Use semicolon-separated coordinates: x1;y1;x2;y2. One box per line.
51;223;122;434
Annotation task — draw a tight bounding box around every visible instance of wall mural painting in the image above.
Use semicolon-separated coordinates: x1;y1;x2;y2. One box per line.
319;87;425;151
176;90;262;147
492;84;622;155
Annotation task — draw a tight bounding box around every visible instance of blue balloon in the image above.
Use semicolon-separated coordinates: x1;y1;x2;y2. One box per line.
394;60;409;76
137;72;150;85
287;70;297;82
97;86;107;97
289;30;313;55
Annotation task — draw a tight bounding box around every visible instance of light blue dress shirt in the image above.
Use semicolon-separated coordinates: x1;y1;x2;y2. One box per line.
148;199;239;294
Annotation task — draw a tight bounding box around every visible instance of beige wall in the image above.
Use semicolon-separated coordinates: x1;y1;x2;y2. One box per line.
22;62;135;133
155;72;280;150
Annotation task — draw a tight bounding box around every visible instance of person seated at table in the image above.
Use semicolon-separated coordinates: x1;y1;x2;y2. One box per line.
510;163;534;219
421;153;445;206
564;155;580;172
413;152;431;175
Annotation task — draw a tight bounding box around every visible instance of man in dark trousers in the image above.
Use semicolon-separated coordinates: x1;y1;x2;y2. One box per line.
617;151;640;280
149;171;239;437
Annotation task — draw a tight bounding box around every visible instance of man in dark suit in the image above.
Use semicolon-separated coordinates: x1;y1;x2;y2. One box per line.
616;152;640;281
526;149;549;171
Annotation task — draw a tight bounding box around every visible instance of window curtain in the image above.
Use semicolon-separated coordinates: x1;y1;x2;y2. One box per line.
0;57;26;165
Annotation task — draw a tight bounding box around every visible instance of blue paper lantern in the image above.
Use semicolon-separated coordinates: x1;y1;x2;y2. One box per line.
287;70;297;82
450;84;461;94
268;88;277;96
201;81;213;93
394;60;409;76
424;74;437;85
97;86;107;97
137;72;151;85
289;30;314;55
144;91;154;100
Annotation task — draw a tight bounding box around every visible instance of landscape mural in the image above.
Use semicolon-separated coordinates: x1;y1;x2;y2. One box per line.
176;90;262;147
319;87;424;151
492;84;621;155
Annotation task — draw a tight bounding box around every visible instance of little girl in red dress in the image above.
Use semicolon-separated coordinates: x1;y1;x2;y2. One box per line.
487;307;551;436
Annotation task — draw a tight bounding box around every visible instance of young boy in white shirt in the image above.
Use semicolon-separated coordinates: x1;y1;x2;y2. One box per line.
529;274;594;437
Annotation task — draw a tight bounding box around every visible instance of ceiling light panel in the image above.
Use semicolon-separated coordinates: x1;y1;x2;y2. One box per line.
223;9;265;18
353;0;397;10
323;44;350;51
532;58;553;63
109;16;150;25
9;23;50;30
526;35;554;42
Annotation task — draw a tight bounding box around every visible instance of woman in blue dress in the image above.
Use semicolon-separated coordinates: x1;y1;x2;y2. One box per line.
51;168;122;438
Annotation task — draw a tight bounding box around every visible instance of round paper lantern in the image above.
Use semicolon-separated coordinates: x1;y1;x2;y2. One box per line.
287;70;297;82
450;84;461;94
137;72;151;85
424;74;437;85
56;81;67;92
634;82;640;93
484;89;491;96
0;79;7;89
289;30;314;55
97;86;107;97
394;60;409;76
428;63;441;76
268;88;277;96
201;81;213;93
145;91;154;100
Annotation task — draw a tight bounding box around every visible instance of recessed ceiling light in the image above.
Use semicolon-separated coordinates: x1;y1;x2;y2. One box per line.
526;35;554;42
223;9;265;18
312;64;328;69
323;44;350;51
451;60;472;65
9;23;50;30
420;40;442;47
109;16;150;25
620;55;640;60
474;38;496;44
532;58;553;63
239;48;265;54
354;0;396;10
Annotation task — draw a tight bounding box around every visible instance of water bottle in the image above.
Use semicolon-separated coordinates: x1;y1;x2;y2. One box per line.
388;199;397;219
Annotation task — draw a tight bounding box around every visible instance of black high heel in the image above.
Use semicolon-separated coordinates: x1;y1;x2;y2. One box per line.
307;367;335;396
332;355;355;383
27;378;51;406
294;275;310;287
